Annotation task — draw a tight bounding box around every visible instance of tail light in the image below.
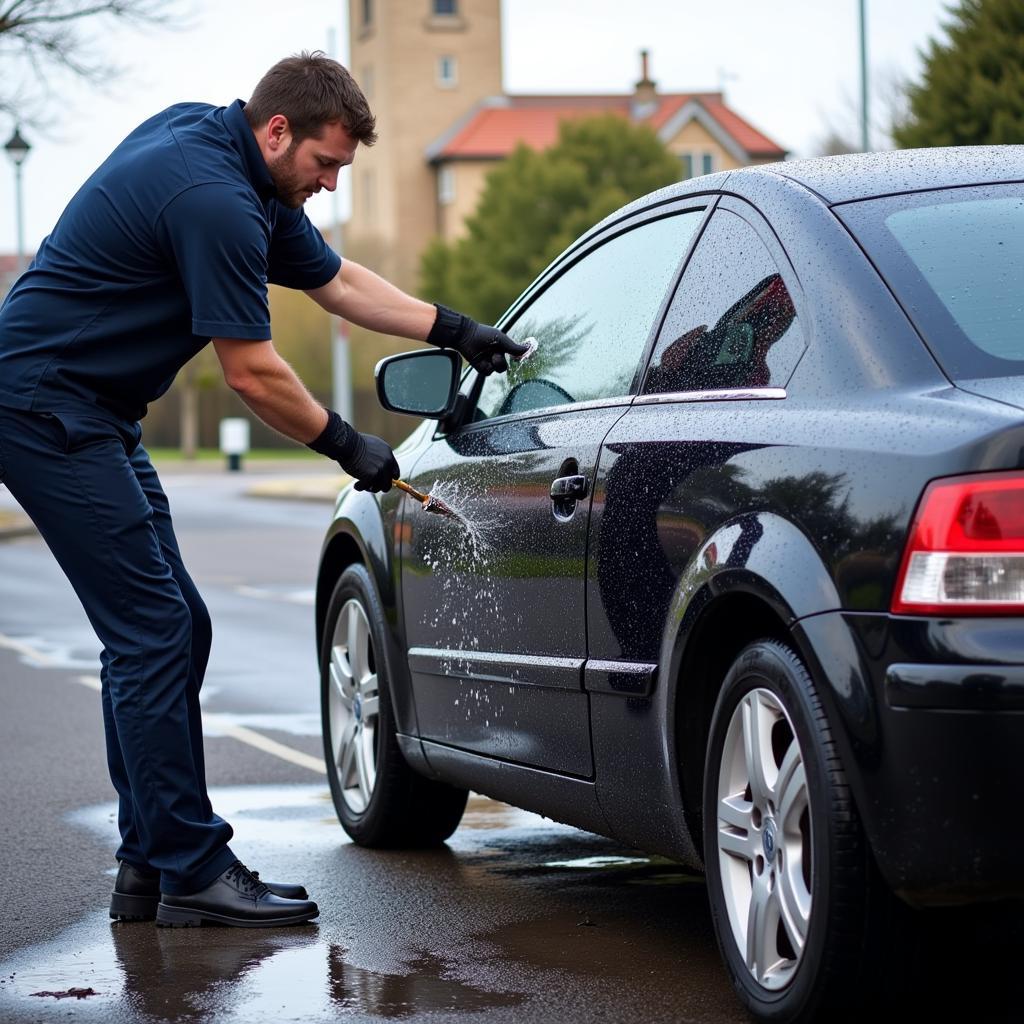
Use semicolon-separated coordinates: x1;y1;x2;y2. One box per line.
892;471;1024;615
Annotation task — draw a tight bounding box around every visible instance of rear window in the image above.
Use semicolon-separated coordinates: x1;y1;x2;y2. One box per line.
837;184;1024;380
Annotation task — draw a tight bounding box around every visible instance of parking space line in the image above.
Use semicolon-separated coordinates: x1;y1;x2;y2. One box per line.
74;673;326;775
0;634;326;776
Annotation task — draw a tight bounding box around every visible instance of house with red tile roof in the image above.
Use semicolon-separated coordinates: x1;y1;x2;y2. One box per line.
345;0;786;290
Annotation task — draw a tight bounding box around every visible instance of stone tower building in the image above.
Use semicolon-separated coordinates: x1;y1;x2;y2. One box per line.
345;0;503;289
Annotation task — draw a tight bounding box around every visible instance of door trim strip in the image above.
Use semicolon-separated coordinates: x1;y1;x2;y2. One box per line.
633;387;787;405
583;659;658;696
407;647;584;691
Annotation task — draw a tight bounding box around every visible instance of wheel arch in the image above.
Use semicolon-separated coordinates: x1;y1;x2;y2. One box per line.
658;512;844;862
669;588;792;861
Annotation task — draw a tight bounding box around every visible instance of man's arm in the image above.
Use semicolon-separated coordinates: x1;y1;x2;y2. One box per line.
305;259;435;339
213;337;399;492
305;258;529;375
213;338;327;443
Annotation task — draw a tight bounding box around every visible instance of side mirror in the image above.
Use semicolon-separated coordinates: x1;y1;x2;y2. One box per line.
375;348;461;418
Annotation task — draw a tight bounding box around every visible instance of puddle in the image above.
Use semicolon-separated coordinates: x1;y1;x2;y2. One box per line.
0;922;523;1022
3;785;726;1022
542;855;650;869
457;795;547;831
68;785;338;850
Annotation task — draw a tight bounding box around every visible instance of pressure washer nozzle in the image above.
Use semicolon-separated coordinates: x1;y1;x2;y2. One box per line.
392;478;463;523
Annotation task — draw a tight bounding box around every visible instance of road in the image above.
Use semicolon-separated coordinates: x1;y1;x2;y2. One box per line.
0;465;1018;1024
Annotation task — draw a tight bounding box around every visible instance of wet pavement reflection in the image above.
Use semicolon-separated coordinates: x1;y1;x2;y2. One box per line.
0;787;742;1023
1;786;1019;1023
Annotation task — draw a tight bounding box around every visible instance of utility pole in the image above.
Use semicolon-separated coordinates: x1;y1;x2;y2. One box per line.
859;0;870;151
328;26;353;425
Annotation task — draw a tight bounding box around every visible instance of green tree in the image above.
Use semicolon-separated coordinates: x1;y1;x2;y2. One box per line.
894;0;1024;148
421;114;681;324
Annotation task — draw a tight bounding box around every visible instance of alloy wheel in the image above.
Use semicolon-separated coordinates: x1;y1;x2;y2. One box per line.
715;687;812;991
327;598;379;813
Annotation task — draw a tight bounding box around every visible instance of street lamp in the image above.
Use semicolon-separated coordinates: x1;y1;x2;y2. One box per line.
4;125;31;277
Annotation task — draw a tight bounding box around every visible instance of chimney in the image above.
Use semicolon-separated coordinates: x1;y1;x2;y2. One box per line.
632;49;658;119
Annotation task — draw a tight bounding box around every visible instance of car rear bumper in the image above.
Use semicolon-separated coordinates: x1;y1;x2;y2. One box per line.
796;611;1024;907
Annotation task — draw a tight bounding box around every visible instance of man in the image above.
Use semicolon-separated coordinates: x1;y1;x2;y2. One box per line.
0;52;525;928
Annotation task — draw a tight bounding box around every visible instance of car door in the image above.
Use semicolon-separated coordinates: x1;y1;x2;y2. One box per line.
400;205;708;775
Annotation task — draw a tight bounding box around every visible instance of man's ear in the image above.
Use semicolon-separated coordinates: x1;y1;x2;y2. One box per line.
265;114;291;154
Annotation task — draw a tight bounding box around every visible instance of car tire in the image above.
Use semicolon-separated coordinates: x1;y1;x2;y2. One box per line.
320;564;468;847
702;639;883;1023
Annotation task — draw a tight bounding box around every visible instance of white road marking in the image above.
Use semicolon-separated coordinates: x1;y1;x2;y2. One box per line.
2;635;326;776
235;585;316;606
0;633;59;666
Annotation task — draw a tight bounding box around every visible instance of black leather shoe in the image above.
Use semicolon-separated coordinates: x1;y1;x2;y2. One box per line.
110;861;162;921
156;860;319;928
111;860;309;922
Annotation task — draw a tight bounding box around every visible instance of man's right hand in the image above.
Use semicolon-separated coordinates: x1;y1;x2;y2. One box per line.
307;409;399;493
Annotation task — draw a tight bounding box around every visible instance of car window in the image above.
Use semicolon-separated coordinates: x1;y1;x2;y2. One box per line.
642;210;803;395
473;211;704;421
836;184;1024;381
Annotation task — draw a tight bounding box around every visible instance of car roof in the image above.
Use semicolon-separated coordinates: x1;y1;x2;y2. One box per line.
735;145;1024;205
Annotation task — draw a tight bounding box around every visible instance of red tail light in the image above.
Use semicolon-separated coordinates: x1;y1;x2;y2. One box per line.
892;472;1024;615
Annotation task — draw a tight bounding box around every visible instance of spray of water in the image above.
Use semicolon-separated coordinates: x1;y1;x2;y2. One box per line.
411;477;521;710
418;477;504;556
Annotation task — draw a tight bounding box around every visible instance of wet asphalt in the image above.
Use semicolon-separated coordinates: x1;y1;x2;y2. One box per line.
0;464;745;1024
1;465;1020;1023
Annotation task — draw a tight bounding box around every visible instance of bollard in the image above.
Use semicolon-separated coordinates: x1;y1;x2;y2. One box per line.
219;417;250;472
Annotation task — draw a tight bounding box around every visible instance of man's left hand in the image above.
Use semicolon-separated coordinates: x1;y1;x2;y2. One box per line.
427;304;529;375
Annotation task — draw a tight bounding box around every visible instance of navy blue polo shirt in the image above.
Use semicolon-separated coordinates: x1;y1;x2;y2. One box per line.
0;100;340;423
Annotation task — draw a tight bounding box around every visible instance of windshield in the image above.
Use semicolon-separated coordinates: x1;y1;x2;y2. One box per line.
837;183;1024;380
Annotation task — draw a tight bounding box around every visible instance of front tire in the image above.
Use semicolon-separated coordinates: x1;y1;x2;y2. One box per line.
321;564;468;847
703;640;879;1023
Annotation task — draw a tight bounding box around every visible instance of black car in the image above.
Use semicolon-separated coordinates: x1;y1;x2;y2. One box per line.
316;147;1024;1023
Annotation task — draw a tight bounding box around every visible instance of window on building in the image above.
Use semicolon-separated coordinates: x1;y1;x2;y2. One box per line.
438;165;455;206
702;152;715;175
680;154;694;180
432;0;457;13
362;0;373;25
437;55;458;87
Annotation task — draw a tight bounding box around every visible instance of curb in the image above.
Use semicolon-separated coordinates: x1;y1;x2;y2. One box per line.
0;511;36;541
244;475;349;504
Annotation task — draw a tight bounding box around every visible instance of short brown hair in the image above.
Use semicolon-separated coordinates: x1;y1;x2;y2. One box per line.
246;51;377;146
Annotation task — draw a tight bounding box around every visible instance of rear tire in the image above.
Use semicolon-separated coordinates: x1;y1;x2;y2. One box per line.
702;640;885;1023
321;564;468;847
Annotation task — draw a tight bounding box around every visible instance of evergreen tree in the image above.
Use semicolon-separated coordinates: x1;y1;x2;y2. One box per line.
421;115;681;324
894;0;1024;148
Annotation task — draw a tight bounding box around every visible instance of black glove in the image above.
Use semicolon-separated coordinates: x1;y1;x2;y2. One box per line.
427;303;530;376
308;409;398;493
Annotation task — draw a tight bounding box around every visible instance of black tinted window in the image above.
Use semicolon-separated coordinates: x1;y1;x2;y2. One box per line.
838;184;1024;380
474;211;704;421
643;210;803;395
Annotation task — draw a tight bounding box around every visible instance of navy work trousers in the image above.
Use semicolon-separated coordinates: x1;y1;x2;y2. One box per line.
0;405;235;894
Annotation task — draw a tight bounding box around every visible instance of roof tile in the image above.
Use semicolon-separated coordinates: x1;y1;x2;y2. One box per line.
434;93;785;160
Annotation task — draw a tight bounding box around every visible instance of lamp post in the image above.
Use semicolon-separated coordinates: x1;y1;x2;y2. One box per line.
4;126;31;277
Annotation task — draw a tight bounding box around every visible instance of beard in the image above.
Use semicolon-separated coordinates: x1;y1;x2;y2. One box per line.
267;142;308;209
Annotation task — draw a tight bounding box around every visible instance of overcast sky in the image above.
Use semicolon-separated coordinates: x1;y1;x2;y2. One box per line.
0;0;952;254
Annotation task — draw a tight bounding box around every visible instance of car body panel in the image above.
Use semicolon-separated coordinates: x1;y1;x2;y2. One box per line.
318;147;1024;903
399;404;630;776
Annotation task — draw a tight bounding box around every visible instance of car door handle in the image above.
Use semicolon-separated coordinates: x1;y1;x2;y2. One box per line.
550;474;589;501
